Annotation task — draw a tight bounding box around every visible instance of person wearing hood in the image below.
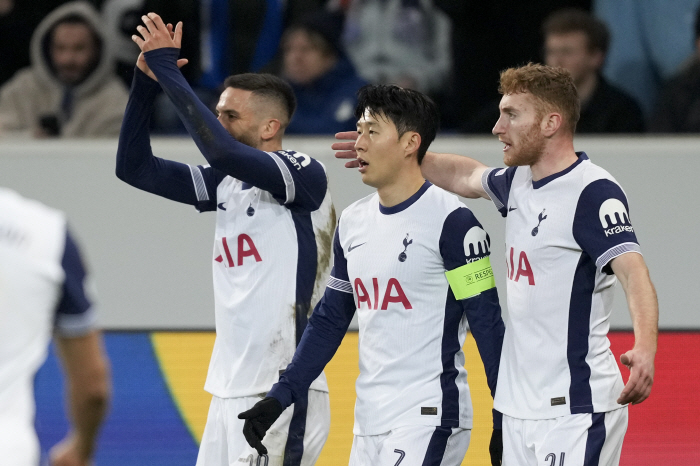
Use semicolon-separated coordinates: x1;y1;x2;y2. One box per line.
282;11;368;134
0;1;128;138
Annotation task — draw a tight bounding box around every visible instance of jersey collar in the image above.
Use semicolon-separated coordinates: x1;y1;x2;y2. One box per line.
379;180;432;215
532;152;588;189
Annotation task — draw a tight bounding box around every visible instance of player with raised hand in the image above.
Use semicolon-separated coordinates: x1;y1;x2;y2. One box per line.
335;63;658;466
240;84;505;466
119;13;335;466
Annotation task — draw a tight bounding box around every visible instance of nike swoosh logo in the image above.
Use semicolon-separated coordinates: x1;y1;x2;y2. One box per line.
348;242;366;252
508;206;517;211
217;203;226;211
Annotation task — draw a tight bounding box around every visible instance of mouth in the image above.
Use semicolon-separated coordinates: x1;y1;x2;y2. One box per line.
500;140;512;152
357;158;369;172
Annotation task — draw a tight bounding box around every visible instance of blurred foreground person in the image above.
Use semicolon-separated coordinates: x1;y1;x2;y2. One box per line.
0;188;110;466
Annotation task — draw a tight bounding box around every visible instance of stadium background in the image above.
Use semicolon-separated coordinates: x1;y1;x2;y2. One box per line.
1;136;698;465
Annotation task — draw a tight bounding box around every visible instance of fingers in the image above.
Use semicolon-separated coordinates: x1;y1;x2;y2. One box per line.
242;420;268;455
141;14;158;35
173;21;184;48
131;33;145;48
335;131;359;140
331;141;356;151
147;12;168;32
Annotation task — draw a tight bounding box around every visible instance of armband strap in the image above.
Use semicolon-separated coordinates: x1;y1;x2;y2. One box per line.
445;256;496;300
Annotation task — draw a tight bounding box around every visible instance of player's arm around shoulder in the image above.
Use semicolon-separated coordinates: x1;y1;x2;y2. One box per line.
611;252;658;405
422;151;490;199
332;131;489;199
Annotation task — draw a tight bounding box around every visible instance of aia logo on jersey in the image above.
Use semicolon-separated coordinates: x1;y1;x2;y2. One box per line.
214;234;262;267
354;277;412;310
278;150;310;170
599;199;633;237
506;247;535;285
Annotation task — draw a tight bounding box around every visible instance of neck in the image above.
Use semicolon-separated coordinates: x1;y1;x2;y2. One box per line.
576;72;598;105
376;166;426;208
530;136;578;182
258;138;283;152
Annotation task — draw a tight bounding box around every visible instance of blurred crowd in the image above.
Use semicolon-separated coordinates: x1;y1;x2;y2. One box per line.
1;0;700;138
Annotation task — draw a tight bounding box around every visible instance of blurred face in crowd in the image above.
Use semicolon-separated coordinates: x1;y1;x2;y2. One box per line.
283;29;337;86
355;109;417;189
493;92;547;167
50;22;99;85
544;31;603;86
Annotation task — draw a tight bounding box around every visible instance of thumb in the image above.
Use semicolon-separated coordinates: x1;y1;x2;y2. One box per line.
176;58;189;69
620;352;632;368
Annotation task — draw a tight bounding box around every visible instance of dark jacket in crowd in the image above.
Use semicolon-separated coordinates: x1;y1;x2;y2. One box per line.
649;58;700;133
286;57;367;134
577;76;645;133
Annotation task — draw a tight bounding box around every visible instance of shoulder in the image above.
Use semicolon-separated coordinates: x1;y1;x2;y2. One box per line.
578;158;619;188
0;68;42;96
597;78;642;110
0;188;65;225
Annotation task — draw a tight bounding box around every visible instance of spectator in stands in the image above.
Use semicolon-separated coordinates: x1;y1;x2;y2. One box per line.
333;0;452;95
0;1;128;138
282;11;367;134
649;6;700;132
543;8;645;133
594;0;700;118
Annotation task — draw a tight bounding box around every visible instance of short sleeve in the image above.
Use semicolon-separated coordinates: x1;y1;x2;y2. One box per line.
326;223;351;293
440;207;492;269
481;166;518;217
189;164;226;212
573;179;641;274
440;207;496;300
55;229;97;337
269;151;328;211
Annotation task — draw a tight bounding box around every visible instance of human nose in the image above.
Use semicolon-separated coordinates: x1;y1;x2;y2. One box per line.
492;116;505;135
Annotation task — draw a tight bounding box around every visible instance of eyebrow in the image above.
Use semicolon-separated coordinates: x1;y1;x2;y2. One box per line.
216;108;239;118
500;105;517;114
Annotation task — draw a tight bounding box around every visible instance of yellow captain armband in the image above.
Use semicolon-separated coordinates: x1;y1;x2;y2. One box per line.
445;256;496;300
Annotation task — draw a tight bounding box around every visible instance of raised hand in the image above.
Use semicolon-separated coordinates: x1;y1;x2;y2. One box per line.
332;131;360;168
132;13;181;53
133;17;188;81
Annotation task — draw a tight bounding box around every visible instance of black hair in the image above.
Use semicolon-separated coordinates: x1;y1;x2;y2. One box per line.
354;84;439;164
223;73;297;124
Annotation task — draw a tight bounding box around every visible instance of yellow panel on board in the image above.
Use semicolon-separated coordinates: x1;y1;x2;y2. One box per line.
152;331;493;465
150;332;215;443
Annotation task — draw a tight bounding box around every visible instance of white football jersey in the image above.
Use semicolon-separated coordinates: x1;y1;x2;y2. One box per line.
483;153;639;419
0;188;96;464
279;181;503;436
190;151;335;398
